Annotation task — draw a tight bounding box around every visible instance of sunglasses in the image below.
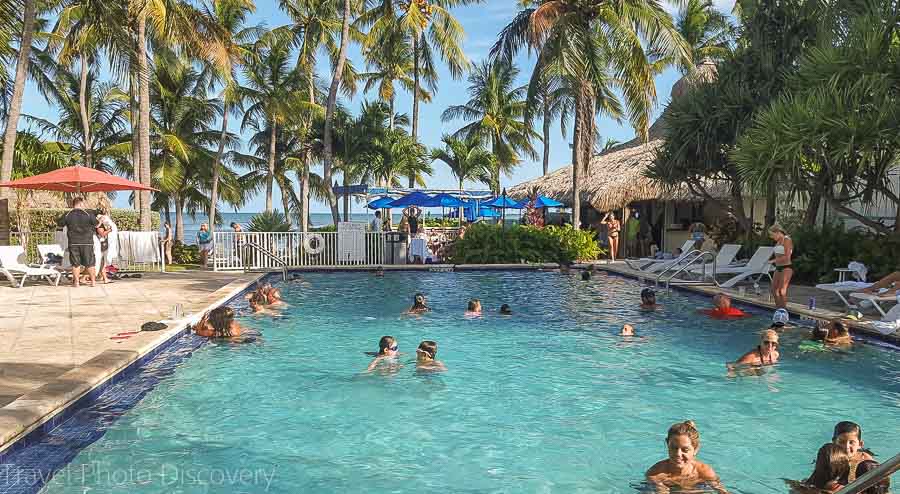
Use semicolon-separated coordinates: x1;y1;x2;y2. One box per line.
389;345;398;351
763;341;778;347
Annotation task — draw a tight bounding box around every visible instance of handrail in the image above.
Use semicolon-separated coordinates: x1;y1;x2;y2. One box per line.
657;250;717;289
242;241;288;281
835;452;900;494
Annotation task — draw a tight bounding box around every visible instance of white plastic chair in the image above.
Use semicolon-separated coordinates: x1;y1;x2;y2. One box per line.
625;240;696;271
715;247;776;288
687;244;744;275
0;246;62;288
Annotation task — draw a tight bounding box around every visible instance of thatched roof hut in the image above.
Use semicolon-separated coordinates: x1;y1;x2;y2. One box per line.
508;59;724;211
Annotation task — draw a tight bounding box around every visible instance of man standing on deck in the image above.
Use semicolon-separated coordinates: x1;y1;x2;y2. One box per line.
57;196;99;287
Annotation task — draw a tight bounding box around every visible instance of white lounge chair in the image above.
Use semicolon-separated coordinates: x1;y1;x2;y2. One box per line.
849;291;898;317
625;240;696;271
686;244;743;276
713;246;776;288
815;281;873;309
37;243;70;270
0;246;62;288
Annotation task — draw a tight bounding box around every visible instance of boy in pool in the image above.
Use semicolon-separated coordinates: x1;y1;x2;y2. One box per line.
701;293;748;319
646;420;726;494
406;293;430;314
832;421;874;463
581;271;591;281
465;299;482;316
416;340;447;372
640;288;662;310
366;336;401;372
621;324;636;336
805;443;850;492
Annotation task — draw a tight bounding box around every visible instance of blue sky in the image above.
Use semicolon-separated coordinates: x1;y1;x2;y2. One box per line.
18;0;734;214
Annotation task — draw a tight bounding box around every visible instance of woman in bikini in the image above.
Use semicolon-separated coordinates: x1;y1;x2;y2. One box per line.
768;224;794;309
602;212;621;262
732;329;780;367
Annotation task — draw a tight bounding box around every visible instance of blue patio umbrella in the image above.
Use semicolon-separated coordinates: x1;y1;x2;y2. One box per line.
366;196;395;209
423;193;466;208
387;191;433;208
482;195;523;209
516;195;565;208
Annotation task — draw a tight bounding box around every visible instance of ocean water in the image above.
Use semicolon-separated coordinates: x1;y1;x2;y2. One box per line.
166;212;390;245
35;271;900;493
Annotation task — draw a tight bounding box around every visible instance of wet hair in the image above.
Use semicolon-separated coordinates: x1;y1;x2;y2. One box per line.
249;291;267;307
208;306;236;337
807;443;850;489
581;271;591;281
230;222;239;229
831;321;850;337
417;340;438;360
833;421;863;442
467;299;481;312
499;304;512;315
641;288;656;304
378;336;397;355
412;293;427;308
666;420;700;449
713;293;730;308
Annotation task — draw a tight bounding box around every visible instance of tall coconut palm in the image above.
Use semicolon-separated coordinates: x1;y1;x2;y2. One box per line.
431;134;494;189
0;0;37;197
369;128;431;187
441;59;538;193
674;0;734;71
240;33;304;213
493;0;689;229
360;24;414;131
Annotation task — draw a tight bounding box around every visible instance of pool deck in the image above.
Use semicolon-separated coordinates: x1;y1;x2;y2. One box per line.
0;270;261;453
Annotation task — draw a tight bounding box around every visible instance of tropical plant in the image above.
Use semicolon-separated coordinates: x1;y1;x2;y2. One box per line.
672;0;734;71
360;23;413;131
368;128;432;187
493;0;690;229
442;59;537;193
431;134;494;189
451;223;601;264
248;210;292;232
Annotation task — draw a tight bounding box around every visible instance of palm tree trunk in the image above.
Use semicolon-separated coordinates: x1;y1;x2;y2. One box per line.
0;0;36;196
574;82;596;232
389;97;395;131
301;75;314;232
266;122;276;213
209;104;228;233
79;56;93;168
131;83;141;212
412;34;420;142
323;0;351;226
764;178;777;228
280;180;292;228
174;195;185;243
137;13;152;230
342;171;350;222
542;96;551;176
571;91;582;231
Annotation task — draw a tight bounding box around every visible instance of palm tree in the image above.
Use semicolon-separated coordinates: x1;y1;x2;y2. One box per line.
360;24;414;131
674;0;734;71
323;0;356;225
431;134;494;189
369;128;432;187
0;0;37;197
240;33;305;213
493;0;689;228
441;59;538;193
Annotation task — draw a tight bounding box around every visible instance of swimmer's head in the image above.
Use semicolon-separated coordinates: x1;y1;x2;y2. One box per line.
467;299;482;312
375;267;384;277
621;324;635;336
413;293;427;307
665;420;700;467
641;288;656;305
416;340;438;361
809;443;850;489
499;304;512;315
249;292;266;311
830;321;850;338
761;329;779;348
208;306;235;337
713;293;731;310
581;271;591;281
378;336;398;356
833;421;864;457
773;309;790;326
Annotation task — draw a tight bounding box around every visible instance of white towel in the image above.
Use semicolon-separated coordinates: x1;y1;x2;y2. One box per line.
816;281;872;291
869;319;900;334
847;261;868;282
117;232;159;263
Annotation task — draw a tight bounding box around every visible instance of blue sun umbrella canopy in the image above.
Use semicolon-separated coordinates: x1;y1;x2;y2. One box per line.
366;196;396;209
423;193;466;208
387;191;433;208
448;201;502;221
482;195;523;209
517;195;565;208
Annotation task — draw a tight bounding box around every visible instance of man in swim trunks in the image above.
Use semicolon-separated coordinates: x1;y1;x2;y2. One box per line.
701;293;748;318
57;197;99;287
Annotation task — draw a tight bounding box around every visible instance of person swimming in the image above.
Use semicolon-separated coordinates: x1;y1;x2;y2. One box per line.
645;420;726;494
465;299;482;316
824;321;852;347
499;304;512;315
641;288;661;310
374;267;385;277
415;340;447;372
366;335;400;372
581;271;591;281
732;329;780;367
832;421;874;463
249;291;268;313
805;443;851;492
261;283;282;305
701;293;748;318
621;324;635;336
406;293;430;314
770;308;792;330
194;306;243;338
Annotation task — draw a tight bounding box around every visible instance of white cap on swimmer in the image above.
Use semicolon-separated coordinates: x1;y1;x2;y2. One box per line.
773;309;790;325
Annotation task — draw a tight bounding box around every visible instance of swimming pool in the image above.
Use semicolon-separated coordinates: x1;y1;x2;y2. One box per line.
15;271;900;493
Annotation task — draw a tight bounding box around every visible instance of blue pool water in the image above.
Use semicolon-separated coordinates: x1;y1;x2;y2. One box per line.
21;272;900;492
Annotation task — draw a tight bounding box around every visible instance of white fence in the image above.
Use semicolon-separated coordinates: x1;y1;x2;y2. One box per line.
213;231;386;271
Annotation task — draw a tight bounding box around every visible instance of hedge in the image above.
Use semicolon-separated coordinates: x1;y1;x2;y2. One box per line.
450;223;603;264
10;208;161;232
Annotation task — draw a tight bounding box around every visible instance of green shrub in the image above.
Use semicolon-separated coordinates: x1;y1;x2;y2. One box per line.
450;224;603;264
786;223;900;283
247;211;291;232
172;241;199;264
422;217;461;228
10;208;160;232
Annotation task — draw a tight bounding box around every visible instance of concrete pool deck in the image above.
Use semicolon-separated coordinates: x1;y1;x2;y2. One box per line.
0;270;261;453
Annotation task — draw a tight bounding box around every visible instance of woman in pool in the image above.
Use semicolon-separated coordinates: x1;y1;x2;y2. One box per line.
465;299;482;316
768;224;794;309
416;340;446;372
194;306;243;338
824;321;852;347
646;420;726;494
406;293;430;314
641;288;662;310
366;336;400;371
249;291;268;313
732;329;780;366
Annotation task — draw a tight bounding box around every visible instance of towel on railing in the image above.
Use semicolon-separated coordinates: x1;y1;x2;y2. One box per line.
117;232;159;263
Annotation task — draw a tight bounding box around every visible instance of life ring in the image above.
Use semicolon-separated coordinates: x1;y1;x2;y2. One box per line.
304;233;326;255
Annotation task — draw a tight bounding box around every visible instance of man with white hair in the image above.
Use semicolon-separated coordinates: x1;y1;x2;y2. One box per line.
56;196;99;287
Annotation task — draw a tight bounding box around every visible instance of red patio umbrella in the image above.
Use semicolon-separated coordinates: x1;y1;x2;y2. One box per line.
0;166;155;193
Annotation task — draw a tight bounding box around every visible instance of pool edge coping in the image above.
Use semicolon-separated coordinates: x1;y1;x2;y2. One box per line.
0;272;266;456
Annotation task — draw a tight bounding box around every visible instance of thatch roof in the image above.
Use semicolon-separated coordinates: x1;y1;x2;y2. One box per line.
508;59;726;211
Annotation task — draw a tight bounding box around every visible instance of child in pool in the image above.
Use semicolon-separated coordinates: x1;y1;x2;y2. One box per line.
645;420;726;494
406;293;430;314
499;304;512;315
805;443;850;492
832;421;874;463
621;324;636;336
194;306;243;338
416;340;447;372
465;299;482;316
249;291;268;313
366;336;401;372
640;288;662;310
